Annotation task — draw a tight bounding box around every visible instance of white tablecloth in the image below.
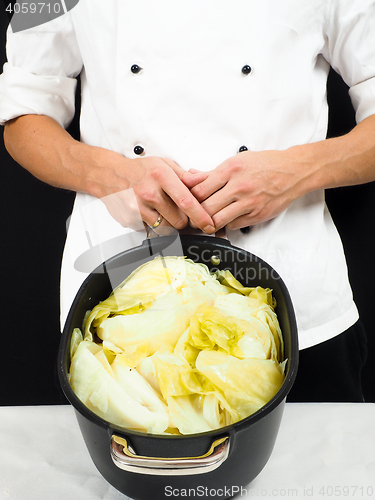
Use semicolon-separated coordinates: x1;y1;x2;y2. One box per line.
0;403;374;499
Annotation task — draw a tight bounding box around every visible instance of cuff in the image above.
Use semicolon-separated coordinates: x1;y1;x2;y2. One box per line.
0;62;77;128
349;77;375;124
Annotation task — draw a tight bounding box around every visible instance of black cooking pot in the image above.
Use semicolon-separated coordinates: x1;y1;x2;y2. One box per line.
58;233;298;500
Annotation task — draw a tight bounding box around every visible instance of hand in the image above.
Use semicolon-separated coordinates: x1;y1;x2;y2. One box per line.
184;150;305;230
90;149;215;233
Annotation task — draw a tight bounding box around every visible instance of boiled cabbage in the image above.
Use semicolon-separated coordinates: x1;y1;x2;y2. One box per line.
69;256;285;435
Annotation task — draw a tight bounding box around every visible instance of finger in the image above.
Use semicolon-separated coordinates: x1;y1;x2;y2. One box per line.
101;189;145;231
143;220;175;237
148;215;176;236
136;167;189;229
160;171;215;233
143;206;168;229
152;224;176;236
156;194;189;229
142;192;190;230
190;172;228;202
161;160;210;191
210;201;249;231
180;170;209;189
200;187;237;218
162;158;182;171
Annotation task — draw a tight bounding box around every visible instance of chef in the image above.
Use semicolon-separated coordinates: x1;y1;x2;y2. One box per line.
0;0;374;402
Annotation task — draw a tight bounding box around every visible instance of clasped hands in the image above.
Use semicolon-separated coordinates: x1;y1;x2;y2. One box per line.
101;149;301;233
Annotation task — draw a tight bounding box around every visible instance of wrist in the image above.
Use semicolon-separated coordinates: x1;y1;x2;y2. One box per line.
63;141;129;199
287;115;375;195
286;136;352;196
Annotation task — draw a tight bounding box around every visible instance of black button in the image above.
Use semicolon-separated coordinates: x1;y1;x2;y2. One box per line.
134;145;144;155
240;226;251;234
241;65;252;75
238;145;248;153
131;64;142;74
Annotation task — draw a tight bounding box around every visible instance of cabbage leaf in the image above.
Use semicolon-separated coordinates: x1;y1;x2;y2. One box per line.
196;350;284;418
70;339;169;433
70;256;286;435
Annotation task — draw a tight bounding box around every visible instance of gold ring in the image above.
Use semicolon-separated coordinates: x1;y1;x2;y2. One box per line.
152;214;163;228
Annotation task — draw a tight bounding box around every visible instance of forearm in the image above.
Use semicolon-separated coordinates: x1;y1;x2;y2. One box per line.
186;113;375;230
3;114;215;232
289;114;375;196
3;114;123;198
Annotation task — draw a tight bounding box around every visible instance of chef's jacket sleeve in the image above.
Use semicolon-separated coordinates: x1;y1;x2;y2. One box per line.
0;13;83;128
322;0;375;124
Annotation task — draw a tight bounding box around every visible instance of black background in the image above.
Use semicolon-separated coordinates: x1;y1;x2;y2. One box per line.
0;10;374;405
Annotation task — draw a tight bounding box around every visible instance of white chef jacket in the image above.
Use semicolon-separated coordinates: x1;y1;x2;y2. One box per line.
1;0;375;349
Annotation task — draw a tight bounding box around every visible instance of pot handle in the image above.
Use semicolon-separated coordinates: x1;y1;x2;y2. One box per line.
110;435;230;476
